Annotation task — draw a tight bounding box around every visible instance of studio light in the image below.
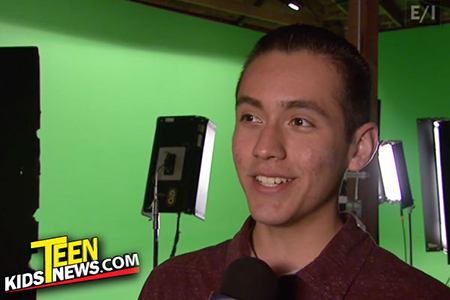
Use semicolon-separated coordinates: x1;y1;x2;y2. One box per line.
142;116;216;267
142;116;216;220
418;118;450;262
378;141;413;209
288;2;301;11
378;140;414;266
280;0;302;11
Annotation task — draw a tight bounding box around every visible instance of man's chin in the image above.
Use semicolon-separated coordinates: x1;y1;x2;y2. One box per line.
250;210;295;228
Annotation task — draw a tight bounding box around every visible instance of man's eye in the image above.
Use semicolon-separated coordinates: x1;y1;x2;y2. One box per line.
240;114;260;123
290;118;311;127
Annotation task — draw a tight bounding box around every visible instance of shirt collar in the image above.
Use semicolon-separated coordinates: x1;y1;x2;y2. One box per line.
225;217;254;265
225;214;376;298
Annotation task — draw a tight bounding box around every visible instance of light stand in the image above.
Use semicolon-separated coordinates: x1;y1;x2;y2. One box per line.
152;167;161;268
399;205;414;266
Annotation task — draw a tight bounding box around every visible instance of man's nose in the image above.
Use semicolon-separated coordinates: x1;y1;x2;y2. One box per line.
252;123;286;160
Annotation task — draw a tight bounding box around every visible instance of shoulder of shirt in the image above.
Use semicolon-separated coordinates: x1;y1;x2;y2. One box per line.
139;239;233;300
341;214;450;297
151;238;231;275
357;243;450;297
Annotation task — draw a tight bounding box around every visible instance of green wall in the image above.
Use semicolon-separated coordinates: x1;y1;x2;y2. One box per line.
1;0;449;298
0;0;261;298
378;24;450;283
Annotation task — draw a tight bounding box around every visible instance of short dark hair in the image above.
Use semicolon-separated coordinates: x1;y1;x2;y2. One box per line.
236;24;371;142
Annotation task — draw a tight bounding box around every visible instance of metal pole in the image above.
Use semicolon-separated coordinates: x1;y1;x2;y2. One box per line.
408;207;413;266
153;169;160;268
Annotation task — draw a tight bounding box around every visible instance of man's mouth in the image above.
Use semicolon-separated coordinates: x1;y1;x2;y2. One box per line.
255;175;293;188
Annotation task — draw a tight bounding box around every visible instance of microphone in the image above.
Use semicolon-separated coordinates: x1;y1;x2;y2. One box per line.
209;257;277;300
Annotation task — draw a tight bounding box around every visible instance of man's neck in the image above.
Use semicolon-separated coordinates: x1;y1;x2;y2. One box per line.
251;208;344;275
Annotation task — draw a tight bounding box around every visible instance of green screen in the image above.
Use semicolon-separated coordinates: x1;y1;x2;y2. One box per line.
0;0;261;298
379;24;450;283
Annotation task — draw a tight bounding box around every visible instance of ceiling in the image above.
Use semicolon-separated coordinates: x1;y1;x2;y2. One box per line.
130;0;450;36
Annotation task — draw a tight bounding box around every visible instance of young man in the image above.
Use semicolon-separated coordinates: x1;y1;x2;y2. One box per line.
140;25;450;299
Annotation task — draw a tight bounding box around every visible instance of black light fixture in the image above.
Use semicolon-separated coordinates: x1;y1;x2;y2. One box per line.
142;116;216;220
378;140;414;265
417;118;450;263
142;116;216;267
378;141;414;209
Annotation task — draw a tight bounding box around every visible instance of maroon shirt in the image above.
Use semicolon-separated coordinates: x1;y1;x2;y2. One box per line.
139;214;450;299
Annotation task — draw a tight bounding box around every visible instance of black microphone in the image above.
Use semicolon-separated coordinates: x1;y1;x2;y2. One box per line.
209;257;277;300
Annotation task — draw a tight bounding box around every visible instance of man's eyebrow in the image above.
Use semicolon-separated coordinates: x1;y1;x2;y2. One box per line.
236;97;329;119
236;96;263;109
282;99;329;118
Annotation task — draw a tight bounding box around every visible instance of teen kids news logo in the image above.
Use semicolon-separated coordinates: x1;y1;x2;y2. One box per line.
5;236;140;293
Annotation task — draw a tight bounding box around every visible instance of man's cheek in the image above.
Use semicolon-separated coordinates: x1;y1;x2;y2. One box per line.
300;148;326;173
232;149;245;169
232;135;248;163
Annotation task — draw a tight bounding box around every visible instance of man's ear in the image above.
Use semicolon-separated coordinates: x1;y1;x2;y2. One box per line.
347;122;379;172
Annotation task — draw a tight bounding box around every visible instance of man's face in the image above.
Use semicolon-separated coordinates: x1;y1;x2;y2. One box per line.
232;50;355;227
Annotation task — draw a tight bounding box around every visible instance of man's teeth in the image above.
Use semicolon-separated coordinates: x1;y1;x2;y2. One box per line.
255;175;292;187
